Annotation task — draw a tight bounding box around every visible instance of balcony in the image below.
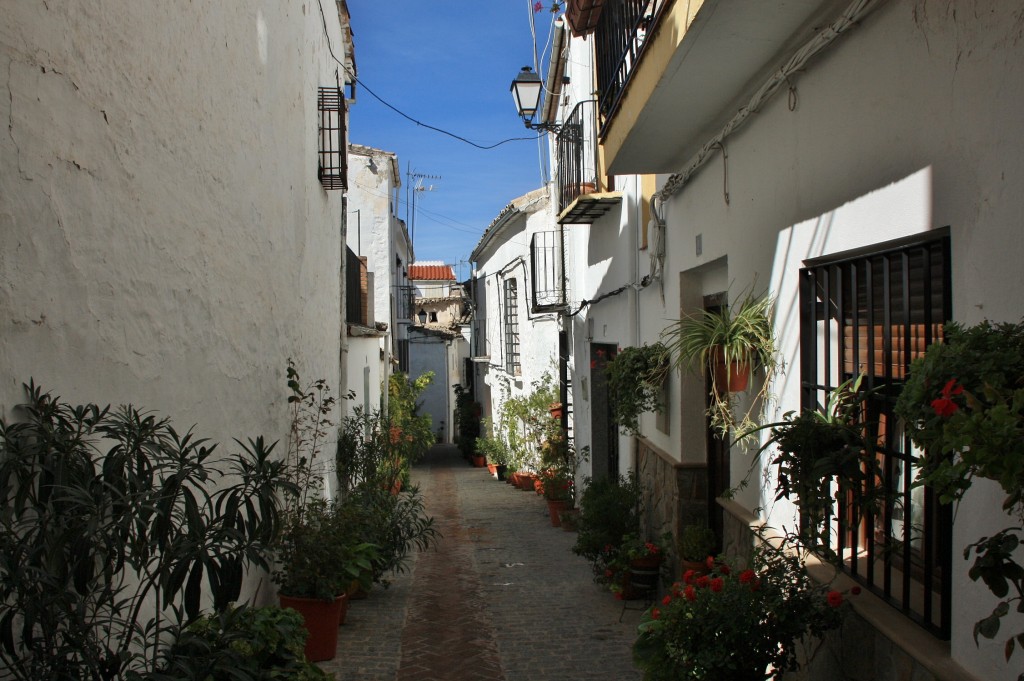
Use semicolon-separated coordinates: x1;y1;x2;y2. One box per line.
596;0;841;174
555;100;621;224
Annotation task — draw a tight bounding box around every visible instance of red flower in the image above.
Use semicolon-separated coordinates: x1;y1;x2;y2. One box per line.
931;378;963;418
684;585;697;601
533;1;544;12
850;585;862;596
827;590;843;608
710;577;724;593
590;359;597;369
941;378;963;398
651;607;661;620
739;569;756;584
705;556;715;569
718;563;731;576
696;575;710;589
682;569;696;585
662;595;672;605
931;397;958;418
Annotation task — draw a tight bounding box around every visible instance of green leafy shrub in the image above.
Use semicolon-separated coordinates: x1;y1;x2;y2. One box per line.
0;381;289;681
150;604;330;680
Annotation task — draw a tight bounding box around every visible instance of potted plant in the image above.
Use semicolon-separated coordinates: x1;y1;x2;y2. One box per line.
633;543;851;680
273;500;379;662
894;319;1024;662
610;533;671;601
661;290;779;436
677;525;717;575
604;343;670;436
155;604;331;680
573;473;642;585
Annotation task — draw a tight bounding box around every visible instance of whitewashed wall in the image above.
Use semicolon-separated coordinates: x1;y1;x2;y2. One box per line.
0;0;347;510
649;2;1023;678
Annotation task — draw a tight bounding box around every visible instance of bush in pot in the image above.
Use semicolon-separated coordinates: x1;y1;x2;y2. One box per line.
633;542;851;681
677;525;717;574
573;473;642;584
604;343;670;437
150;604;330;680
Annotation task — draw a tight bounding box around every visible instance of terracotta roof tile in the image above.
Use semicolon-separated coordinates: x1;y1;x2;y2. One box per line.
409;263;455;281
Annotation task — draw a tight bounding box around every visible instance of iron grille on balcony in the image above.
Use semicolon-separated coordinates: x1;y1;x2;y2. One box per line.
530;230;566;312
595;0;667;122
799;231;952;639
318;86;346;190
556;101;621;224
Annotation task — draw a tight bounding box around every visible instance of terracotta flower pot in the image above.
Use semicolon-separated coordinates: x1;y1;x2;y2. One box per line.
471;455;485;468
711;346;751;393
279;593;346;662
546;498;569;527
487;463;497;476
558;507;580;531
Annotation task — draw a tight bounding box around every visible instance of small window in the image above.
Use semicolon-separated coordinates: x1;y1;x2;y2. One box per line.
503;279;521;375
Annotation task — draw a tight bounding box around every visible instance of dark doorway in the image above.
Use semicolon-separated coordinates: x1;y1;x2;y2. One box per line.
589;343;619;479
703;295;729;549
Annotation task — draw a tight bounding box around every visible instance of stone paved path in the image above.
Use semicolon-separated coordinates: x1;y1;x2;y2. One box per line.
318;444;643;681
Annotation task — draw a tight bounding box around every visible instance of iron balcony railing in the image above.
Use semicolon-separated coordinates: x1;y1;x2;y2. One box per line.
595;0;667;123
556;100;599;213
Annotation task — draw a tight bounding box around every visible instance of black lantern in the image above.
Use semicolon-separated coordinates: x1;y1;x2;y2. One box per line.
417;309;428;325
510;66;543;127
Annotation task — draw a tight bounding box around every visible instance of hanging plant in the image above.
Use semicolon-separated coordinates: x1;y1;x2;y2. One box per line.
661;290;779;438
604;343;670;437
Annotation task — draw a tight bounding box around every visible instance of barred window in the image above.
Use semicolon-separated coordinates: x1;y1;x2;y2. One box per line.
799;230;952;638
503;279;521;375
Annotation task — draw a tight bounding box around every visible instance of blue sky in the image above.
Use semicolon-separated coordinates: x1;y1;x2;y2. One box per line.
347;1;558;280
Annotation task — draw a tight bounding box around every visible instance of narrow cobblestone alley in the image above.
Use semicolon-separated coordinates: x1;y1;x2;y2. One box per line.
319;444;643;681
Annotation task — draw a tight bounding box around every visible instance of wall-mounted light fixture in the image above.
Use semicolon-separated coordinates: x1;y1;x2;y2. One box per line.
417;309;427;325
510;67;561;133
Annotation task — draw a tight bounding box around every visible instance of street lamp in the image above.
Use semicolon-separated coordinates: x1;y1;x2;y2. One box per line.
417;309;427;325
510;66;560;133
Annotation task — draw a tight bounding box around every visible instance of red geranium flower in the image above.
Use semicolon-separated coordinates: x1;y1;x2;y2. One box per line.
682;569;696;585
662;595;672;605
718;563;731;576
738;569;756;584
651;607;661;620
710;577;724;593
931;397;958;418
850;585;862;596
705;556;715;569
696;575;710;589
827;590;843;608
684;585;697;601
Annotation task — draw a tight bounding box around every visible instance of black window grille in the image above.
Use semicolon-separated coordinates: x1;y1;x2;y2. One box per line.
503;279;521;375
345;246;367;326
799;231;952;638
395;285;416;321
318;86;346;190
530;230;566;311
595;0;667;124
397;339;410;373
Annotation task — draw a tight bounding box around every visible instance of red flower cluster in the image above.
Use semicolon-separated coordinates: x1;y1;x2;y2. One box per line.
826;590;843;608
930;378;963;418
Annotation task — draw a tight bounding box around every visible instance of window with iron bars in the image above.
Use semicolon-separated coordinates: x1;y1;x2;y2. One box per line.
530;231;566;312
799;231;952;638
317;86;346;190
503;279;521;375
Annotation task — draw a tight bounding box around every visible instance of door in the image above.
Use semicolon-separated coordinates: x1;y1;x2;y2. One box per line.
589;343;619;479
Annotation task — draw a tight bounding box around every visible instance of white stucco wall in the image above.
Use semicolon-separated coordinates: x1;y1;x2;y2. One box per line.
472;192;561;465
0;0;350;591
643;2;1023;678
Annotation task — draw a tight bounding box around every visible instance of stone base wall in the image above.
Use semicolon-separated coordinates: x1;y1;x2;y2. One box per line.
636;438;707;574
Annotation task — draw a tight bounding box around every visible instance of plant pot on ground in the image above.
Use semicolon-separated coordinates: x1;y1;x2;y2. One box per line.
677;525;717;576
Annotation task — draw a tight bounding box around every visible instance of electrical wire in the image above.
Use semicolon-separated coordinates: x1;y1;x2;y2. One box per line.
317;0;544;151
